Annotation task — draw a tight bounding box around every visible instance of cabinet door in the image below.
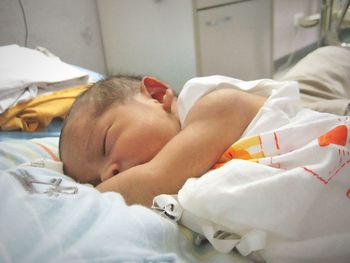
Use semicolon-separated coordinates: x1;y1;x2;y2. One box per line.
196;0;272;79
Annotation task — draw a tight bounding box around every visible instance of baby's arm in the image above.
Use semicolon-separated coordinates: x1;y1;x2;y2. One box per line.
96;88;265;206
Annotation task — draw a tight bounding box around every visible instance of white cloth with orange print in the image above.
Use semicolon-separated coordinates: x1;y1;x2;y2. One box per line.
170;76;350;263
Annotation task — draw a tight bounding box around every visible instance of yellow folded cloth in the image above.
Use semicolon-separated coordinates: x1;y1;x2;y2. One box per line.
0;85;90;132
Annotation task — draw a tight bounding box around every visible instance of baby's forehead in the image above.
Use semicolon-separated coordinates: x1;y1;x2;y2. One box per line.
64;101;97;137
64;95;132;144
63;115;87;146
69;99;100;124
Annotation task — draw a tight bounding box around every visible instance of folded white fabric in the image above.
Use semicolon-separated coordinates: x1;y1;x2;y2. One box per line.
0;45;88;113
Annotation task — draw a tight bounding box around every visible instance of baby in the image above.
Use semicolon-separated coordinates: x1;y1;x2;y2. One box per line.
60;46;350;206
59;75;266;206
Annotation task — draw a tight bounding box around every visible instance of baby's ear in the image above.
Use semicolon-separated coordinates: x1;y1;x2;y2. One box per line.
141;76;170;103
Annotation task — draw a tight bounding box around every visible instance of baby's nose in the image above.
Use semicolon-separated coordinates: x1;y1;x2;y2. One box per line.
100;163;120;182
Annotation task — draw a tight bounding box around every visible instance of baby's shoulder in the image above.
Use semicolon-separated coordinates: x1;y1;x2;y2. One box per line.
184;88;265;128
195;88;260;114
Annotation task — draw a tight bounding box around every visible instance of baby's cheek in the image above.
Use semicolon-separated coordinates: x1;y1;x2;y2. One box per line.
127;139;156;165
122;123;162;164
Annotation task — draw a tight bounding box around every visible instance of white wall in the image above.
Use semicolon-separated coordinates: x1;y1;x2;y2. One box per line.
273;0;320;60
0;0;106;74
0;0;322;77
97;0;197;92
98;0;322;89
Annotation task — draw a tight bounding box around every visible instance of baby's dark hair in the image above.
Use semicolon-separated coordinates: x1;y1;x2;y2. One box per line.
59;75;143;160
75;75;142;116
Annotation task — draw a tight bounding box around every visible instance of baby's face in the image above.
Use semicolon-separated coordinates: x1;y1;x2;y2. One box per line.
60;93;180;185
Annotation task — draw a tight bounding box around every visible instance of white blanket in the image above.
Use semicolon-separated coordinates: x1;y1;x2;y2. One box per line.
156;82;350;263
0;45;88;113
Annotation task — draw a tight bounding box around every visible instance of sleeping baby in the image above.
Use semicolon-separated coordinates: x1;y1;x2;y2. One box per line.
59;46;350;206
59;73;265;206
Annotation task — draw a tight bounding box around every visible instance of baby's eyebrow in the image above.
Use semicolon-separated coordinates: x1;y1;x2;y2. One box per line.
86;124;96;162
102;129;107;156
103;125;114;156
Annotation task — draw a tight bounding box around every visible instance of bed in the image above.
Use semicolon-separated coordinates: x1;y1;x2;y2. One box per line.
0;45;251;263
2;44;350;263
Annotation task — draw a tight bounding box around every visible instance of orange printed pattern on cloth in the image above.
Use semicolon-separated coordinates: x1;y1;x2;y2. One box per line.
213;123;349;171
213;135;265;169
318;124;348;147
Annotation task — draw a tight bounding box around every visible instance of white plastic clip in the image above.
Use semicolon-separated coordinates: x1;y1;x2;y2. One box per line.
152;194;183;222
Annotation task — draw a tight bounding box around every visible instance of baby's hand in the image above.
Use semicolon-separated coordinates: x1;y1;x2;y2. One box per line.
96;163;158;206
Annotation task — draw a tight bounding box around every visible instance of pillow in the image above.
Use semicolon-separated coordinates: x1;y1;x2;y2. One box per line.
0;137;59;171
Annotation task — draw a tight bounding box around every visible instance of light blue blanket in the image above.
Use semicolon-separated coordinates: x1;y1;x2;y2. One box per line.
0;163;249;263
